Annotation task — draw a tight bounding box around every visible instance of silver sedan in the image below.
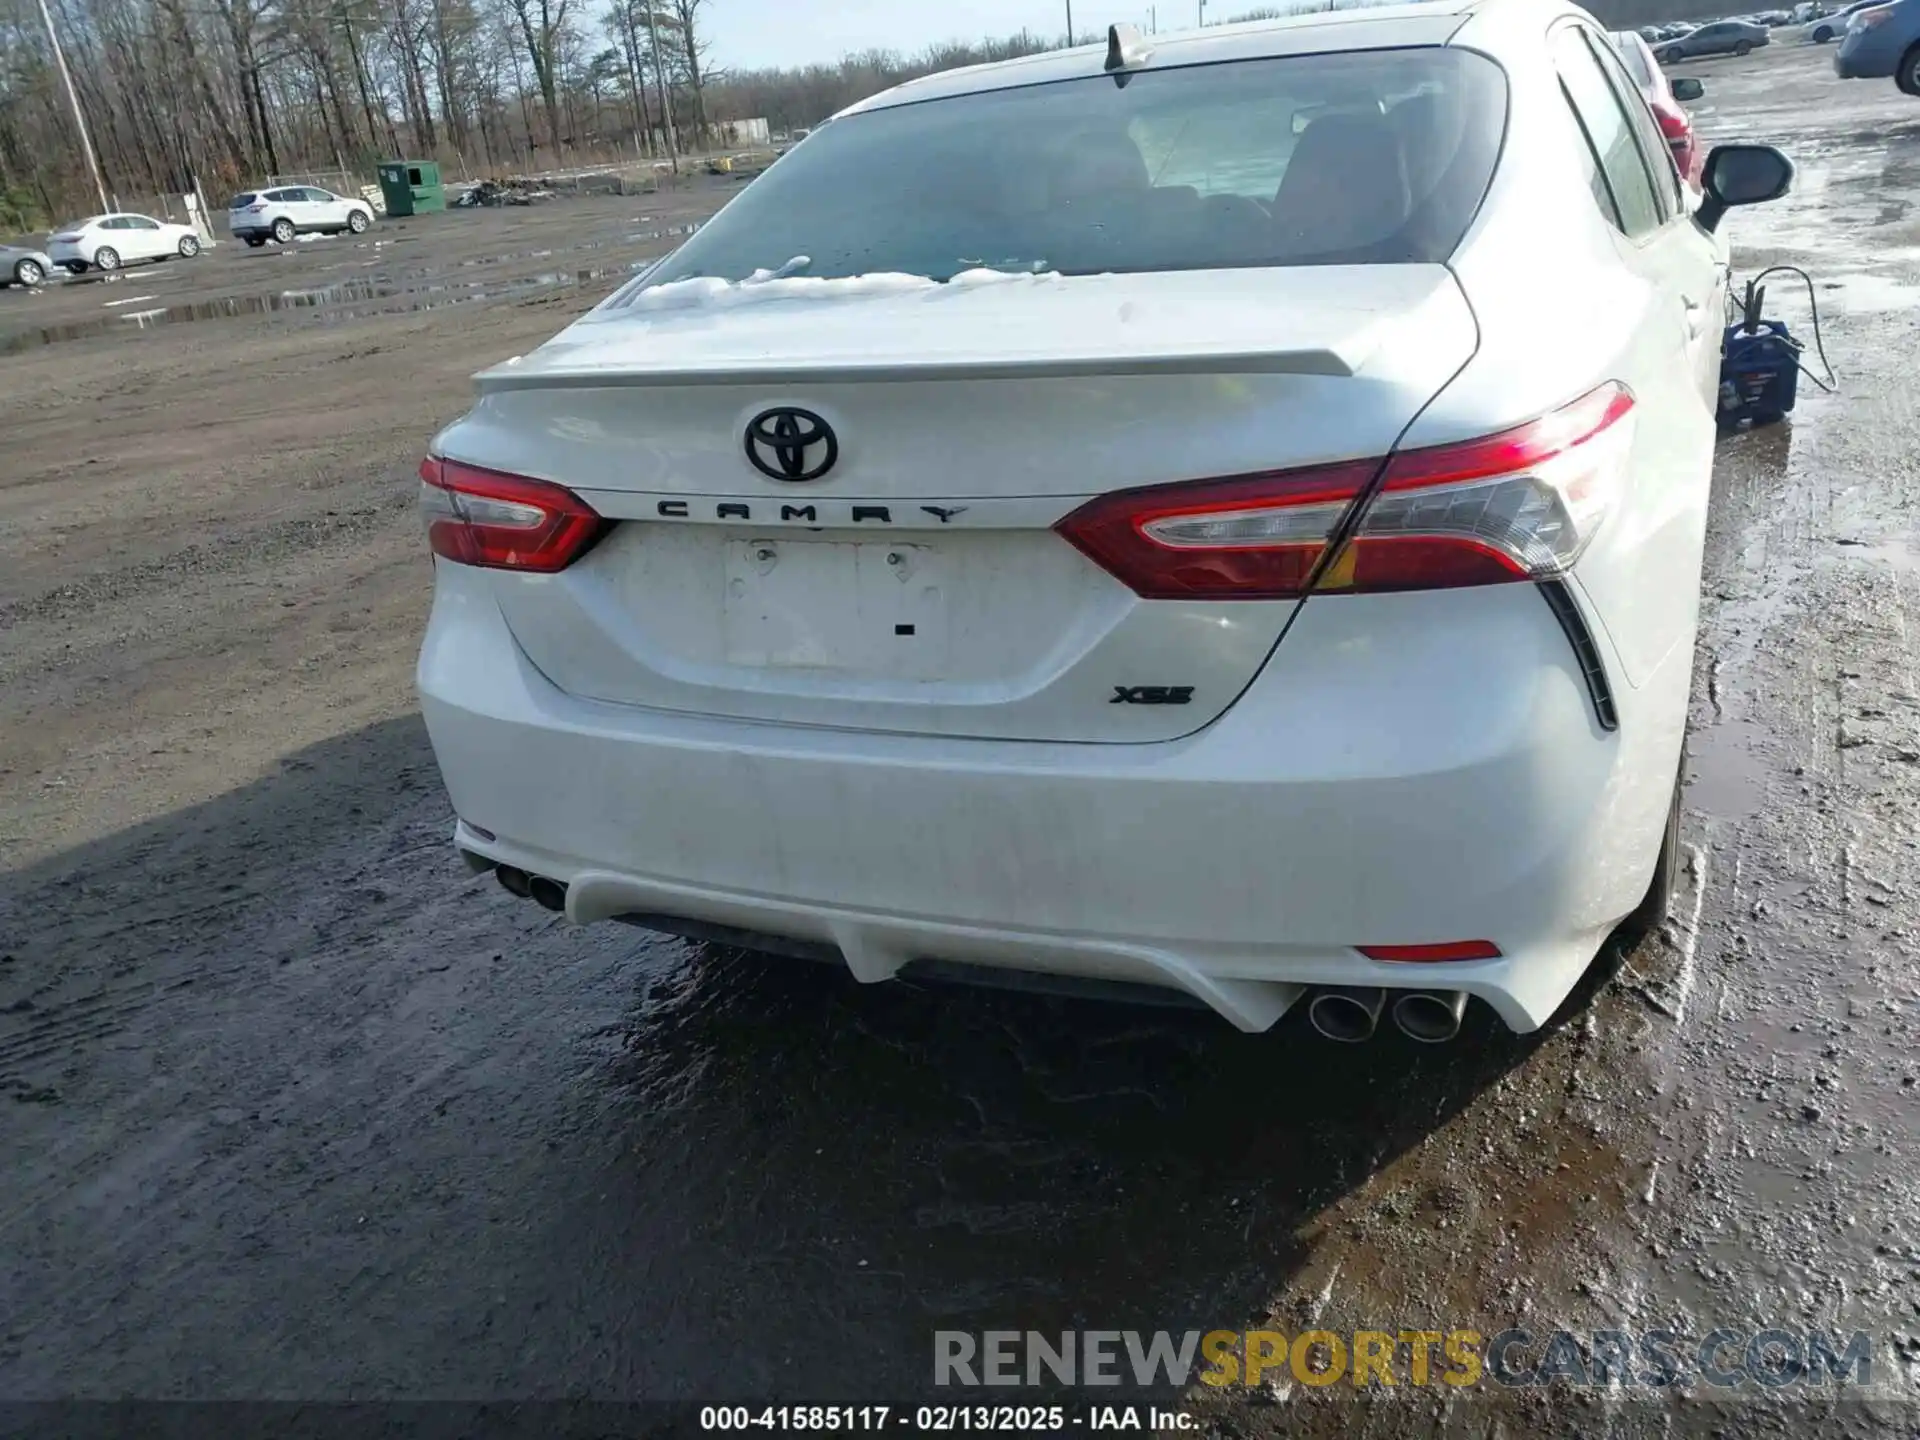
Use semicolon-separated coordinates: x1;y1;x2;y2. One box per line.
1;243;54;288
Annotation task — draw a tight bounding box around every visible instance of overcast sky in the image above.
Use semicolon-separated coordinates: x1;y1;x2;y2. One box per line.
705;1;1212;72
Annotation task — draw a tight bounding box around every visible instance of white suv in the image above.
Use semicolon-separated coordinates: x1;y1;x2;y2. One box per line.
229;186;375;246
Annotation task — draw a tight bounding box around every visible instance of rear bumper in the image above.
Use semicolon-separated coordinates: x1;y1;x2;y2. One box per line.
1835;31;1903;75
419;563;1688;1033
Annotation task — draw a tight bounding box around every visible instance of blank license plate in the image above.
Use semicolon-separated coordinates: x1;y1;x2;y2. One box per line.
722;539;950;677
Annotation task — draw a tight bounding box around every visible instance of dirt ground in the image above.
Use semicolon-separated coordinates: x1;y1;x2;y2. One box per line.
3;43;1920;1435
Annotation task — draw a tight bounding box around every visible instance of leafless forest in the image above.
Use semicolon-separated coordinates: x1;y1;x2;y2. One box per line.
0;0;1721;230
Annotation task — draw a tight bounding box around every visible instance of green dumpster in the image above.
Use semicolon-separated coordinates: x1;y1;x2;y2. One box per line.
377;160;445;217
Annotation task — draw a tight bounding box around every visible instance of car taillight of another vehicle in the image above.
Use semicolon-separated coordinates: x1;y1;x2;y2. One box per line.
1056;383;1635;599
418;456;606;572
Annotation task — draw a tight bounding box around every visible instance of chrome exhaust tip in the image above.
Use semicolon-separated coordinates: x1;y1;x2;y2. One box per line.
495;865;532;898
1307;987;1386;1043
1392;990;1469;1044
528;876;569;913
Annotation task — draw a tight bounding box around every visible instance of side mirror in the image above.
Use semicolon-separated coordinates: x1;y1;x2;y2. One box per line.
1670;77;1705;102
1697;143;1794;231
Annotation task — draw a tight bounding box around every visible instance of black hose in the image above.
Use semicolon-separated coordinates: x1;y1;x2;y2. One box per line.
1741;263;1838;394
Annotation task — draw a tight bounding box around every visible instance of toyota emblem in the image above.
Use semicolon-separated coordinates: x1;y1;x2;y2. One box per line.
744;407;838;482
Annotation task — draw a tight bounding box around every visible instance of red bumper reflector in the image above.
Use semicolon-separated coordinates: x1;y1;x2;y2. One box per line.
1359;940;1502;963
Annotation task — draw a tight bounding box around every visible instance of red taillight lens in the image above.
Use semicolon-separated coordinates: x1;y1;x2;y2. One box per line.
419;456;606;572
1055;383;1634;599
1359;940;1503;963
1052;459;1379;600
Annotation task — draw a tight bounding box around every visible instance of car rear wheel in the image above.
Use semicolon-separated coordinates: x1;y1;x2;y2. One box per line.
1898;44;1920;94
14;258;44;286
93;246;120;272
1735;39;1753;54
177;235;200;258
271;218;296;243
1812;24;1833;41
347;209;370;234
1661;46;1684;62
1615;754;1685;950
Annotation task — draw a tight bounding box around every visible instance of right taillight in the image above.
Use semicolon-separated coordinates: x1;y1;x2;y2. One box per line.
419;456;606;572
1055;382;1634;598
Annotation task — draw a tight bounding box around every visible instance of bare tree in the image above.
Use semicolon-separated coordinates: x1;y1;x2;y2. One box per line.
666;0;706;145
505;0;570;154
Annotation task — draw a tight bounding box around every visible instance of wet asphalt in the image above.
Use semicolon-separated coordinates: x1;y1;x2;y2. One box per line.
2;40;1919;1437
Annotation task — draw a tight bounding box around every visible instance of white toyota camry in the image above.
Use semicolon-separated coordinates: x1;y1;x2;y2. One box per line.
47;213;204;273
417;0;1792;1042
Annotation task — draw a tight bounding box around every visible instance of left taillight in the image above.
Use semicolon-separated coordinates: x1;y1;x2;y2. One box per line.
418;456;606;572
1055;382;1635;599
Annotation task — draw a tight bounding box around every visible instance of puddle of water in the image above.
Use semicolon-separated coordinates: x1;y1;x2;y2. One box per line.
1818;271;1920;315
1687;717;1773;822
1;264;645;355
1841;537;1918;572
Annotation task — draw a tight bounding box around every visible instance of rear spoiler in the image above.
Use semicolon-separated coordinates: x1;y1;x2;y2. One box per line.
473;347;1356;394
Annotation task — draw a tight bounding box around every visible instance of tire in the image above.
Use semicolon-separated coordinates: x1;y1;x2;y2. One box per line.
1735;40;1753;55
245;236;266;248
271;218;296;244
1661;46;1684;62
347;209;370;234
93;246;120;272
1812;24;1833;41
14;258;45;286
1615;755;1685;949
1898;45;1920;95
177;234;200;258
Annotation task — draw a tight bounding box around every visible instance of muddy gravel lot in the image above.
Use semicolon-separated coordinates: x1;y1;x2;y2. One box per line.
3;42;1920;1436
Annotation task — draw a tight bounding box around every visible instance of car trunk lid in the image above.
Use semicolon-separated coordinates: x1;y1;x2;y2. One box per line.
434;266;1478;743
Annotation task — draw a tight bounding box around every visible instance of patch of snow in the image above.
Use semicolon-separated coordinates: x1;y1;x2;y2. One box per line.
615;265;1061;314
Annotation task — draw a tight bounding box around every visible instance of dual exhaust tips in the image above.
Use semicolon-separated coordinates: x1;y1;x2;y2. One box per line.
495;864;568;913
1307;987;1469;1044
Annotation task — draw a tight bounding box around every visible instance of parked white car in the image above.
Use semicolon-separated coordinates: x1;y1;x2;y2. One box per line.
228;186;375;246
47;214;203;274
416;1;1792;1043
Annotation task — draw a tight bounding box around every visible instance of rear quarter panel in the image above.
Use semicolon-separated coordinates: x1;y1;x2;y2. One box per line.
1411;17;1720;693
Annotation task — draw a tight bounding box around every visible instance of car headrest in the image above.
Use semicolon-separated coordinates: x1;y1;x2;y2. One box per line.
1270;112;1413;260
1049;130;1152;204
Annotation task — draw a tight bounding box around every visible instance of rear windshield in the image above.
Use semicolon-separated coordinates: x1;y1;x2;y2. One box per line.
228;193;256;208
1610;35;1655;87
639;48;1508;286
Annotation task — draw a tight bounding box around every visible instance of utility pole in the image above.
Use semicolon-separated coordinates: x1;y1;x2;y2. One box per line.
1066;1;1074;41
1197;0;1205;25
36;0;110;215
